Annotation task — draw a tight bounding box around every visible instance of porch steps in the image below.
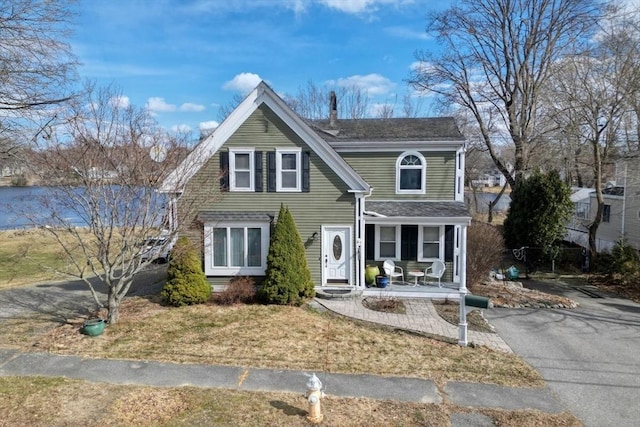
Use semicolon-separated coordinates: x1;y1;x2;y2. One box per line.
315;287;362;300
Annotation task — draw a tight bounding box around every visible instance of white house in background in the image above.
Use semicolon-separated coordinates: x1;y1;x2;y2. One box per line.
565;154;640;252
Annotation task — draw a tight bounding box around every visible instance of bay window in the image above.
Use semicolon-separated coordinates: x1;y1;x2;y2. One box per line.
204;221;270;275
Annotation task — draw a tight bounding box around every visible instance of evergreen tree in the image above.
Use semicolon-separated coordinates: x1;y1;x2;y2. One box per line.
161;237;211;306
259;205;315;305
503;170;574;259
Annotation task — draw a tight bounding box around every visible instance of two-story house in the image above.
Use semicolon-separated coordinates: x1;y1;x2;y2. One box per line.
162;82;471;297
565;154;640;253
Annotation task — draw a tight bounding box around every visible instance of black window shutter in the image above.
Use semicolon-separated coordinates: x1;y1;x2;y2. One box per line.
444;225;454;262
219;151;229;192
302;151;310;192
267;152;276;192
401;225;418;261
365;224;375;260
254;151;263;192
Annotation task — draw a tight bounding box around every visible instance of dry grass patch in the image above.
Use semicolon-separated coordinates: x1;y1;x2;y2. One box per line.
0;229;97;289
0;376;579;427
1;297;543;387
432;300;495;333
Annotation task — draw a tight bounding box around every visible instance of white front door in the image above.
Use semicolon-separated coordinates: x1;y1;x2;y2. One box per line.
322;226;351;284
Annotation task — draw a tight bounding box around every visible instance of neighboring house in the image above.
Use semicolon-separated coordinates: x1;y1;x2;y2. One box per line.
162;82;471;297
471;168;509;188
565;155;640;252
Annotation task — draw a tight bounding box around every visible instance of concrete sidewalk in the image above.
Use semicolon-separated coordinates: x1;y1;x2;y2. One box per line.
0;348;567;418
313;296;513;353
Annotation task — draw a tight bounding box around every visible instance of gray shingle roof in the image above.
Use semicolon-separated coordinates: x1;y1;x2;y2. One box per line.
308;117;464;142
366;201;470;218
197;211;274;222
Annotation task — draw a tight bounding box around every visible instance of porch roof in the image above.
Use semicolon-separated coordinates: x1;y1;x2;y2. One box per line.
365;201;470;220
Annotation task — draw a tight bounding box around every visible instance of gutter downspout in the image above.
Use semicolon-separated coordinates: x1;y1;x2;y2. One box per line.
357;188;374;289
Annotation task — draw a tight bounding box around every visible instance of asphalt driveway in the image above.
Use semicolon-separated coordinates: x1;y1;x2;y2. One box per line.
485;280;640;427
0;264;167;322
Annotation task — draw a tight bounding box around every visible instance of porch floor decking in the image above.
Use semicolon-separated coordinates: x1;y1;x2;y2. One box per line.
318;281;464;299
363;282;463;298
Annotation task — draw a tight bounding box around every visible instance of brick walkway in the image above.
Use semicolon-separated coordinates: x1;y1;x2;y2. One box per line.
314;297;513;353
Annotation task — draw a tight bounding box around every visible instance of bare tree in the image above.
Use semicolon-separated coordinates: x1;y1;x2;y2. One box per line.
408;0;602;189
0;0;77;144
25;83;216;324
548;8;640;258
282;80;374;120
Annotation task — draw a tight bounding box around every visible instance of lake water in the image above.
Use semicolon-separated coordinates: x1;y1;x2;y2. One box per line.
0;186;167;230
466;192;511;213
0;186;85;230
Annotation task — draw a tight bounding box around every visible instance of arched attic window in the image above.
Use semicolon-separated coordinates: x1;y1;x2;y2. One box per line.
396;151;426;194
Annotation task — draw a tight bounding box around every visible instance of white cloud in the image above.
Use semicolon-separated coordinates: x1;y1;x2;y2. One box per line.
326;73;395;96
171;124;192;133
223;73;263;93
384;26;429;40
317;0;411;14
369;102;395;116
146;97;176;112
109;95;130;108
409;60;435;73
199;120;220;131
180;102;206;112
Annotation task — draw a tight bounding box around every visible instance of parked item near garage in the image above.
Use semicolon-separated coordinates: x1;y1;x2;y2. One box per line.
139;231;177;263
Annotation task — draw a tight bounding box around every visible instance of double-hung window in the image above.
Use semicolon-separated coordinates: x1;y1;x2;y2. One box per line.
396;151;426;194
204;222;270;275
276;148;301;192
375;225;400;260
418;225;444;261
230;149;254;191
602;204;611;223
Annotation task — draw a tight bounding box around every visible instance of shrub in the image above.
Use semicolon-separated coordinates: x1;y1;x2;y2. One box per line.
466;220;505;287
258;204;315;305
215;276;257;305
161;237;211;306
611;240;640;275
503;170;573;260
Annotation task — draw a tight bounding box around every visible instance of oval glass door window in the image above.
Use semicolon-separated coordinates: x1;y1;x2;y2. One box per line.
332;235;342;260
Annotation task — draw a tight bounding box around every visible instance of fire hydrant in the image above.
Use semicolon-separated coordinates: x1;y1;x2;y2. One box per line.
305;373;325;424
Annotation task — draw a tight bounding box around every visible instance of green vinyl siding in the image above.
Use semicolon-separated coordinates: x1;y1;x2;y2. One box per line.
340;151;456;200
180;105;355;286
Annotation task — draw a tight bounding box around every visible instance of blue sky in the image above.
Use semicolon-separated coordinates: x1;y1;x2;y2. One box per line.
71;0;448;136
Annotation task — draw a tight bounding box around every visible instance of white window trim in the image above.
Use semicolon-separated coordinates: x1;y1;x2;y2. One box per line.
396;151;426;195
229;148;254;192
374;224;401;261
418;225;445;261
276;148;301;192
203;221;270;276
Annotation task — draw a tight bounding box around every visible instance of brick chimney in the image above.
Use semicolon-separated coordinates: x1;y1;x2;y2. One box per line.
329;91;337;128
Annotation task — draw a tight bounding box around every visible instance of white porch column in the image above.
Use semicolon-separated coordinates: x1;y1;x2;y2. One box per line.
458;222;469;346
355;194;366;289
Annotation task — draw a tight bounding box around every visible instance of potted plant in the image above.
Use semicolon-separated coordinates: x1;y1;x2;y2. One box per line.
82;318;106;336
365;265;380;287
376;275;389;288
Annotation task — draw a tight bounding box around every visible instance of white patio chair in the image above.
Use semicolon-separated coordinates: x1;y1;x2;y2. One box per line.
382;260;404;285
424;260;446;288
